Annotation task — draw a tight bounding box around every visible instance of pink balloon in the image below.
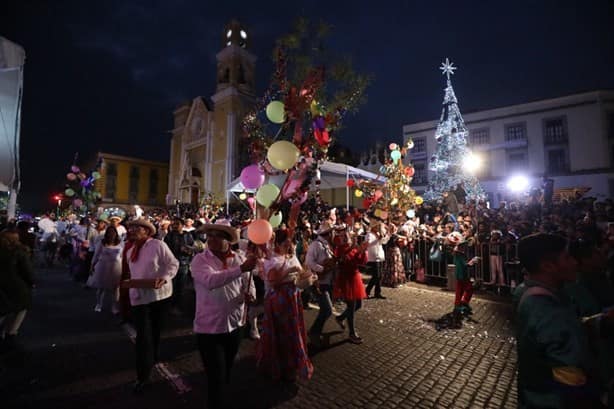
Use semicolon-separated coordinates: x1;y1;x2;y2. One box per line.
66;173;77;181
246;197;256;209
247;219;273;245
240;165;265;190
282;176;304;199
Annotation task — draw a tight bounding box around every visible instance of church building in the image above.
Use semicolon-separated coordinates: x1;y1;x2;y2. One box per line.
167;20;256;205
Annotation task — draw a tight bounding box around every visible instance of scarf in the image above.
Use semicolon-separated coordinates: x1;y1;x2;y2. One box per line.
130;238;149;263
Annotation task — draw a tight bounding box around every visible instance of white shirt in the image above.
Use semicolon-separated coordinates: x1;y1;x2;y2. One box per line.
305;237;334;285
38;217;57;241
366;232;389;262
190;249;255;334
127;238;179;306
262;254;301;292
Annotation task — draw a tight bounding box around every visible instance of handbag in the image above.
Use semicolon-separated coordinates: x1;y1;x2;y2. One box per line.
429;240;442;262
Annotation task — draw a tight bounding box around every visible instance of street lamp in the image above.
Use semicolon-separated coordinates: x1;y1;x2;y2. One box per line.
507;175;529;193
462;152;482;174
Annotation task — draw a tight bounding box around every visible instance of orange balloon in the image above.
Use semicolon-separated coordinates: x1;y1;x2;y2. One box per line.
247;219;273;245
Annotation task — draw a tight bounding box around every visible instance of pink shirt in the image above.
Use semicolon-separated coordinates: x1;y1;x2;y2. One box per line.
190;249;255;334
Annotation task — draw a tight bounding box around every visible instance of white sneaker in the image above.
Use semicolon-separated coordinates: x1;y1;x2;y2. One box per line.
94;305;102;312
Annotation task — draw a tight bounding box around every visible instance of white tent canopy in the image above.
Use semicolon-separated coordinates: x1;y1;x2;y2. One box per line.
0;37;26;219
226;160;385;209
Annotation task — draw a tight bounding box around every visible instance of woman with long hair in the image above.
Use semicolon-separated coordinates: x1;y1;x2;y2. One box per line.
257;229;314;382
88;226;122;314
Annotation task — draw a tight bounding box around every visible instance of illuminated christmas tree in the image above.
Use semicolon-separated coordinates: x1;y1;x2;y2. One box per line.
424;58;484;201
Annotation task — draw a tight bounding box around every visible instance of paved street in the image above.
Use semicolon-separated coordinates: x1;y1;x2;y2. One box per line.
3;263;517;409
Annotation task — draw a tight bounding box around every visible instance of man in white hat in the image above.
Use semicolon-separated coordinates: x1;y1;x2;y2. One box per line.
305;220;336;346
190;219;257;409
124;218;179;393
109;216;127;241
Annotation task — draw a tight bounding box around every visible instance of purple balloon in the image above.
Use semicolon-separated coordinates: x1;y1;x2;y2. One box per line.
240;165;265;190
71;166;80;173
314;116;326;130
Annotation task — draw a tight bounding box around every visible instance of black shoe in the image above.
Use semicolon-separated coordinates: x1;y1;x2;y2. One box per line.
374;294;387;299
132;380;147;394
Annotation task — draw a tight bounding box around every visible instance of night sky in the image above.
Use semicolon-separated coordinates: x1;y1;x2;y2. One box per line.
3;0;614;213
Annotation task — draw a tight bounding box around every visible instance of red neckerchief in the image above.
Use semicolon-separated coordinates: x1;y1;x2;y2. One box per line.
130;238;149;263
211;248;234;269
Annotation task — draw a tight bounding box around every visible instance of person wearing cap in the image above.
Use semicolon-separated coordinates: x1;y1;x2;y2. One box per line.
124;218;179;393
448;231;475;315
305;220;336;346
190;219;257;409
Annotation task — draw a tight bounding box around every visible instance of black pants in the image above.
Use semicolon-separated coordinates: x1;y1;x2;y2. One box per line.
171;264;189;308
132;299;169;382
365;261;383;297
196;328;242;409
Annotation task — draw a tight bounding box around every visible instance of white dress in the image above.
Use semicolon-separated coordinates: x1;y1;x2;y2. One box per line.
88;244;123;289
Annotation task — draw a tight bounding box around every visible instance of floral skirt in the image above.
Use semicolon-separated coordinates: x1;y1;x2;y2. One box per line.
257;282;314;381
383;247;407;287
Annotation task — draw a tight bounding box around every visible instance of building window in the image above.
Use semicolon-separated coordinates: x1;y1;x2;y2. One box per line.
105;162;117;201
505;122;527;142
412;137;426;153
543;117;567;144
413;160;427;185
546;148;568;173
149;169;159;203
507;149;527;172
129;166;140;203
470;128;490;145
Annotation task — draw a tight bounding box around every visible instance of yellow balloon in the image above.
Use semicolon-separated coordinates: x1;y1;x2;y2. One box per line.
256;184;280;208
354;189;363;198
266;101;285;124
267;141;300;171
415;196;424;205
269;211;283;228
310;99;320;116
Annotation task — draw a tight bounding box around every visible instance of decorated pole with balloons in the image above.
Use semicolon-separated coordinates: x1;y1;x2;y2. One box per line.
61;153;103;215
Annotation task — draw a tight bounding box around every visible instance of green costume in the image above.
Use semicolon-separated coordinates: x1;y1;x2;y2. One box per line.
513;280;597;408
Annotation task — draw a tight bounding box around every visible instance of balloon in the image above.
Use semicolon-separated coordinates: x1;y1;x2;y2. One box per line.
66;173;77;181
415;196;424;205
406;139;415;149
92;171;101;180
313;116;326;130
269;211;283;228
71;166;80;173
240;165;265;190
391;150;402;161
247;219;273;245
267;141;300;171
246;196;256;209
65;188;75;197
265;101;285;124
78;172;87;180
354;189;363;198
239;192;247;200
346;179;355;187
256;184;280;208
374;209;382;218
374;190;383;199
389;143;398;151
73;199;83;208
314;128;331;145
405;166;415;177
310;99;321;117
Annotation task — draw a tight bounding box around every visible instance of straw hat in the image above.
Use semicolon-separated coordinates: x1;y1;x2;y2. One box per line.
197;219;239;244
109;215;122;223
128;218;156;236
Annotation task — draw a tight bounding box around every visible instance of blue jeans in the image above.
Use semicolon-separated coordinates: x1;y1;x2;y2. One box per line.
309;284;333;336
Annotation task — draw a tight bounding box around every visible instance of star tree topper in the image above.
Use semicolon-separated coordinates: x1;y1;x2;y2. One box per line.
439;58;456;81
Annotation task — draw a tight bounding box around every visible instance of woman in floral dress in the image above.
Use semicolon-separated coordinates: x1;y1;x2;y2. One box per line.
383;233;408;287
257;229;314;382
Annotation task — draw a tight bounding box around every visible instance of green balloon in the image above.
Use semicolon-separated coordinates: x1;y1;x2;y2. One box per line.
65;188;75;197
265;101;285;124
391;150;402;161
92;171;101;180
256;184;280;208
269;211;283;228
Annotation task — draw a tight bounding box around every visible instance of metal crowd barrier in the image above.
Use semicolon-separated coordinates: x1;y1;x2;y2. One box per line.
406;238;521;289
